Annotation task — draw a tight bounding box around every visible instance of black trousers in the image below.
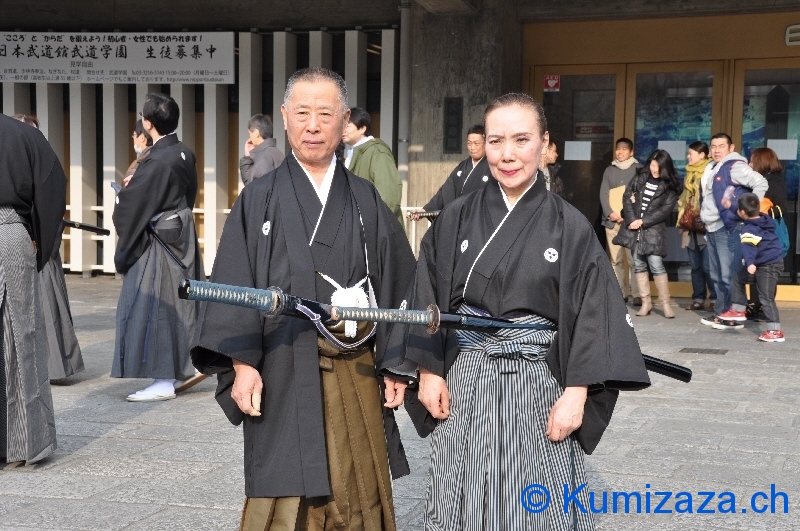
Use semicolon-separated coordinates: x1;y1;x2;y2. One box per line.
732;262;783;329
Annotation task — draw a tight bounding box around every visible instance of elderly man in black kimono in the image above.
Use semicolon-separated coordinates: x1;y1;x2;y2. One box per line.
396;94;651;530
112;93;205;401
191;68;416;530
1;114;66;463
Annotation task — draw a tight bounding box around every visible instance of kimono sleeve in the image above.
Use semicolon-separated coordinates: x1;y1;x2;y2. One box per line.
191;189;265;373
30;132;67;270
549;212;650;453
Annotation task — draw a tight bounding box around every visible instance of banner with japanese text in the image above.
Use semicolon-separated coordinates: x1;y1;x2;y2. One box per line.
0;32;234;84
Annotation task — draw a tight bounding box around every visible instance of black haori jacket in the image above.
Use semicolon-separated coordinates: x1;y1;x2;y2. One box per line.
388;176;651;454
191;156;415;497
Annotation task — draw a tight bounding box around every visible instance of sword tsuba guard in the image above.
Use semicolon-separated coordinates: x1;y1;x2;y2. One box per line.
426;304;440;335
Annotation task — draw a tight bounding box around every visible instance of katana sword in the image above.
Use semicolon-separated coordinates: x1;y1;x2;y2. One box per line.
63;220;111;236
408;210;441;220
178;279;692;383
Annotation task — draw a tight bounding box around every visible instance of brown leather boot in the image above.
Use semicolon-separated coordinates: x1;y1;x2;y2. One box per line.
635;272;652;316
654;274;674;318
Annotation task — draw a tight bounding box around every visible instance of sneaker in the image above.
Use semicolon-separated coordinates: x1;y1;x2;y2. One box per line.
758;330;785;342
711;319;745;331
700;315;721;326
717;309;747;321
685;301;704;311
745;303;762;321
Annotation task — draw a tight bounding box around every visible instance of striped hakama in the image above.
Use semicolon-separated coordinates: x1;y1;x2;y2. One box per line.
40;251;84;379
0;207;57;464
426;305;594;531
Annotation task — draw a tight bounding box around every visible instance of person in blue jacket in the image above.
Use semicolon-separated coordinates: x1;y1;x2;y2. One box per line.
716;193;785;342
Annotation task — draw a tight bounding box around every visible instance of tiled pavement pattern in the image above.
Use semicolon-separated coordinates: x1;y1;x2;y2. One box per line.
1;275;798;530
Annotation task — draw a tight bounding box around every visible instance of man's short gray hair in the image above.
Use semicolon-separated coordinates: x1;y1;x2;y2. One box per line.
247;114;273;139
284;67;348;112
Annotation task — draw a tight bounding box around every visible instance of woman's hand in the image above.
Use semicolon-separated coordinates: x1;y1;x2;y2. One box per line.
546;385;588;442
418;366;450;419
628;219;643;230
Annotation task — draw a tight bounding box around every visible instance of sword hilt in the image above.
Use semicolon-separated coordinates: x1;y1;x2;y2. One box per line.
330;304;442;334
178;279;285;315
408;210;440;220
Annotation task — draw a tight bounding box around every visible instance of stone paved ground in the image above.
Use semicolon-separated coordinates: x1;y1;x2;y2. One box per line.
1;275;799;530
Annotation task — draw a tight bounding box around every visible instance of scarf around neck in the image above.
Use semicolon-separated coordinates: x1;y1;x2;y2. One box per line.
612;157;638;170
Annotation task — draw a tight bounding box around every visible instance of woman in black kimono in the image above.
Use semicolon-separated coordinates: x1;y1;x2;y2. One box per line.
400;93;650;531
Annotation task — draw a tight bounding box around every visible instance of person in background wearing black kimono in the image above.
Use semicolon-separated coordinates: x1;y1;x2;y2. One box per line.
112;93;205;402
539;139;566;198
12;114;84;381
1;113;67;463
191;68;416;530
397;94;650;530
122;119;152;187
409;124;492;220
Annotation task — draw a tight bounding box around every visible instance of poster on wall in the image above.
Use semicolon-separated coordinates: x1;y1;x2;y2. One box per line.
0;32;234;84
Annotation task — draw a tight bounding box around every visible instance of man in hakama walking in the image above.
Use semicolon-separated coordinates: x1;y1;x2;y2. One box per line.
0;114;66;464
112;93;205;401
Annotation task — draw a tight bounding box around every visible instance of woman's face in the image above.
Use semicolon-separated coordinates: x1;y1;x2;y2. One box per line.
649;160;660;178
484;103;548;200
687;148;706;165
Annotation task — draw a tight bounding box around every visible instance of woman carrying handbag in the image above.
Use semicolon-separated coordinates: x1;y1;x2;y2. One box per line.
613;149;681;317
676;141;716;311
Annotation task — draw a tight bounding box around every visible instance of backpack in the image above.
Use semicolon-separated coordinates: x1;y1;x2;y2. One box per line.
770;206;790;258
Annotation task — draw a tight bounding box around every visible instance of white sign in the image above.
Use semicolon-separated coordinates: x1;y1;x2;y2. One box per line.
564;141;592;161
658;140;687;161
0;32;234;84
767;138;798;161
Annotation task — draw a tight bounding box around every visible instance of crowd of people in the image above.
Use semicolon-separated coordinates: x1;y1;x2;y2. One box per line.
0;66;792;530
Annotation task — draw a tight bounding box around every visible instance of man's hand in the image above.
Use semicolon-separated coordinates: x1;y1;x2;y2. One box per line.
244;140;255;157
628;219;643;230
747;264;757;275
721;197;731;209
122;175;132;187
546;385;588;442
418;366;450;419
608;212;622;223
232;359;263;416
383;376;408;408
408;208;424;221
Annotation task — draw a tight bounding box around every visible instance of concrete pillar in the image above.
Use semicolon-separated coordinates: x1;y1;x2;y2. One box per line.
170;84;196;149
2;83;31;116
380;29;397;151
35;83;65;164
101;84;129;274
309;31;332;70
272;32;297;154
68;84;97;275
238;32;263;191
202;83;229;273
135;83;160;114
344;31;367;109
398;2;412;216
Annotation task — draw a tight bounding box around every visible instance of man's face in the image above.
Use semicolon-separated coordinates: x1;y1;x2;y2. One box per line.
466;133;485;160
342;121;367;146
710;138;734;163
545;143;558;165
615;143;633;162
248;128;263;146
280;79;348;170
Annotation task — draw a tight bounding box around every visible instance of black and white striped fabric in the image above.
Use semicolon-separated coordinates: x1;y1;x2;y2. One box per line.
0;207;57;464
425;304;595;530
40;251;84;379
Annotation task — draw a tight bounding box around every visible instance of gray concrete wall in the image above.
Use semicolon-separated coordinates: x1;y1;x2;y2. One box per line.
407;0;521;216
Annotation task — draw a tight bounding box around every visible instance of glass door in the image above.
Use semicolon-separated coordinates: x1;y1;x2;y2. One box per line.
733;58;800;277
625;62;724;169
533;65;626;224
